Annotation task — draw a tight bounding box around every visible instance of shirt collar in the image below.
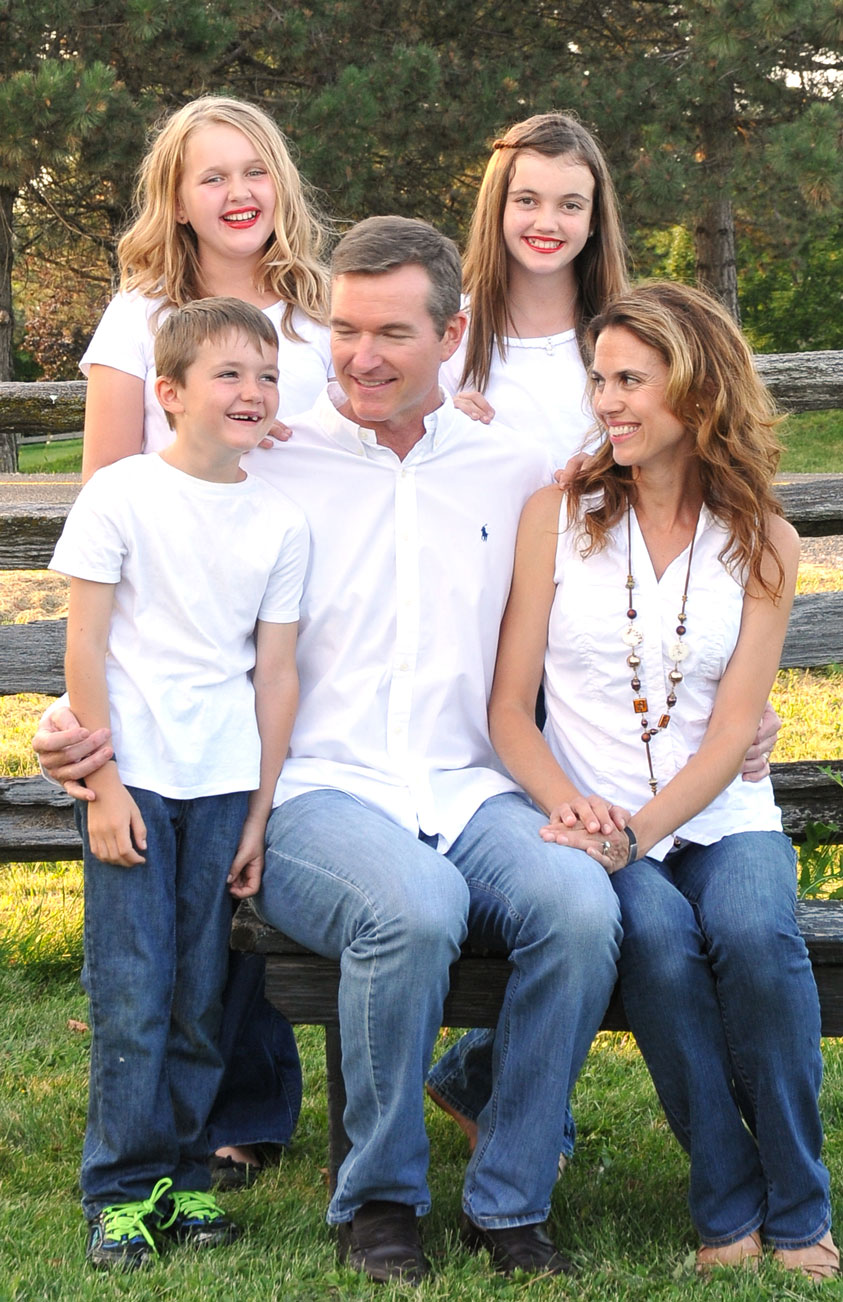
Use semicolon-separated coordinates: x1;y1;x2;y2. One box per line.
315;383;457;459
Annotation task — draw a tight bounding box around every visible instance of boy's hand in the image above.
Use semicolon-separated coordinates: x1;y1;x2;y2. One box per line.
87;783;147;867
228;818;267;898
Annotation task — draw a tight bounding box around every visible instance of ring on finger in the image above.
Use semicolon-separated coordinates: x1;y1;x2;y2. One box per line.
601;839;611;855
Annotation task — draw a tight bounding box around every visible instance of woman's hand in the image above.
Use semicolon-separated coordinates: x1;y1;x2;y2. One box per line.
33;705;113;800
453;390;496;424
544;822;633;874
740;701;781;782
539;794;630;843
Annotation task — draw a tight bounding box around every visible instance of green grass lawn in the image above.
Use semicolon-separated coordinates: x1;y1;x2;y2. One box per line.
779;411;843;475
2;950;843;1300
0;670;842;1296
17;438;83;475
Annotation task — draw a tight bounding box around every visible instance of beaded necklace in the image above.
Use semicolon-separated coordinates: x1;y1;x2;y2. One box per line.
621;505;697;796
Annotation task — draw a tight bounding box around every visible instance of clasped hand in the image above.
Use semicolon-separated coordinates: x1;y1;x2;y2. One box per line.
539;793;632;873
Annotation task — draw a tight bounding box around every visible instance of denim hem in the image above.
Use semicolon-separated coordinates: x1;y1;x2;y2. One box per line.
462;1203;551;1230
326;1199;429;1225
206;1137;290;1154
764;1211;832;1252
427;1080;480;1124
697;1211;764;1248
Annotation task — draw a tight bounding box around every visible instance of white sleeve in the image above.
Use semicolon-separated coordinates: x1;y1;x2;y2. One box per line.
79;292;159;383
257;510;310;624
48;467;130;583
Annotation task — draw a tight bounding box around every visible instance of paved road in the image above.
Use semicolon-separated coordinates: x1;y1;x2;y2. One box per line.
0;473;81;508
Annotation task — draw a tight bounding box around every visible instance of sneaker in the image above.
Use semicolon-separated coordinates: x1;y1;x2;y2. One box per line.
86;1177;172;1272
158;1189;241;1248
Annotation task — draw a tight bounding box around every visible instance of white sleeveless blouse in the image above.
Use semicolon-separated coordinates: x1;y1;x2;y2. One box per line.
543;498;782;861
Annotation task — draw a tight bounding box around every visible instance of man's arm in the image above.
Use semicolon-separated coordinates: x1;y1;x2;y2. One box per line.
64;576;146;865
227;620;299;898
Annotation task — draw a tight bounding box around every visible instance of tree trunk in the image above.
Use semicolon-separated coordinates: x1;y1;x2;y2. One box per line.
0;184;14;381
694;193;740;324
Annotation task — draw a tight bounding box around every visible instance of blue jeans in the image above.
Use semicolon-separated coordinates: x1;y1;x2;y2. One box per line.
427;1038;577;1159
206;946;302;1153
611;832;830;1249
256;789;621;1227
78;787;248;1218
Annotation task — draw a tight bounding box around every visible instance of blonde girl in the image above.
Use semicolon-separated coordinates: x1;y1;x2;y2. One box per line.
81;95;331;477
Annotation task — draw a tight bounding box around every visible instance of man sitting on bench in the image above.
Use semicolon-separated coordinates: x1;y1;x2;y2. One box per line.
37;216;624;1284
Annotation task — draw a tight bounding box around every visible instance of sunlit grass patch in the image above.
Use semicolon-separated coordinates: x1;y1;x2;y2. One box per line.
772;664;843;762
0;860;84;972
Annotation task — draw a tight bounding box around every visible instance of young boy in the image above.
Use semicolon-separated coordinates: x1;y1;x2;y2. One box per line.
50;298;308;1272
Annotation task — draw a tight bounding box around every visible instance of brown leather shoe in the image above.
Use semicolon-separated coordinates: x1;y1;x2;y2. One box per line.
696;1230;762;1273
774;1231;840;1282
337;1200;430;1285
460;1212;573;1276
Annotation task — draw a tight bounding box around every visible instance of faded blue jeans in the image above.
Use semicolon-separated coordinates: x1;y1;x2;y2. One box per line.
611;831;830;1249
256;788;621;1227
78;788;247;1218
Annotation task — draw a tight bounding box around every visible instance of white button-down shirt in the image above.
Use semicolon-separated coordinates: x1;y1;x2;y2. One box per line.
247;384;553;849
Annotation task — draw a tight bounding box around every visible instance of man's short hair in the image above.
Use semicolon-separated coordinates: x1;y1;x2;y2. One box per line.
154;297;279;387
330;216;462;337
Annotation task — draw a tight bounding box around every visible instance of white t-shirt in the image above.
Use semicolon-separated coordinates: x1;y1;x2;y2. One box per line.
543;499;781;859
440;308;595;466
245;385;554;851
50;454;309;799
80;290;332;454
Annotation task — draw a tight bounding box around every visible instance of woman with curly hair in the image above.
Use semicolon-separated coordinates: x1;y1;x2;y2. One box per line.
487;280;836;1280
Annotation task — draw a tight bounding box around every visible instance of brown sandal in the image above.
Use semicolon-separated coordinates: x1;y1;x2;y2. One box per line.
774;1231;840;1282
696;1230;762;1273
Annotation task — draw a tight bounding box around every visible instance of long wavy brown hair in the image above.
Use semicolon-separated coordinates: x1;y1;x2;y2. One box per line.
460;112;628;391
567;281;786;599
117;97;329;340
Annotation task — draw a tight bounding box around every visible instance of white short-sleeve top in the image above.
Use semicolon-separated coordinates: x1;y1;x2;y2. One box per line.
50;454;309;799
439;307;595;466
80;290;332;454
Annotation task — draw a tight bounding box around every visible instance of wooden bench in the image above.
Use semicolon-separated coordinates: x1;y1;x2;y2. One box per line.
230;896;843;1186
1;369;842;1188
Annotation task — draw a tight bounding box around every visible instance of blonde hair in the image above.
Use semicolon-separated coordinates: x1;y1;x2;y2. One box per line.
117;96;329;340
461;112;628;391
568;281;786;599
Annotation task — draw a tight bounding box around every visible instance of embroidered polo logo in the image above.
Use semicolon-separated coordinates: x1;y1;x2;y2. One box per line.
480;525;489;542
